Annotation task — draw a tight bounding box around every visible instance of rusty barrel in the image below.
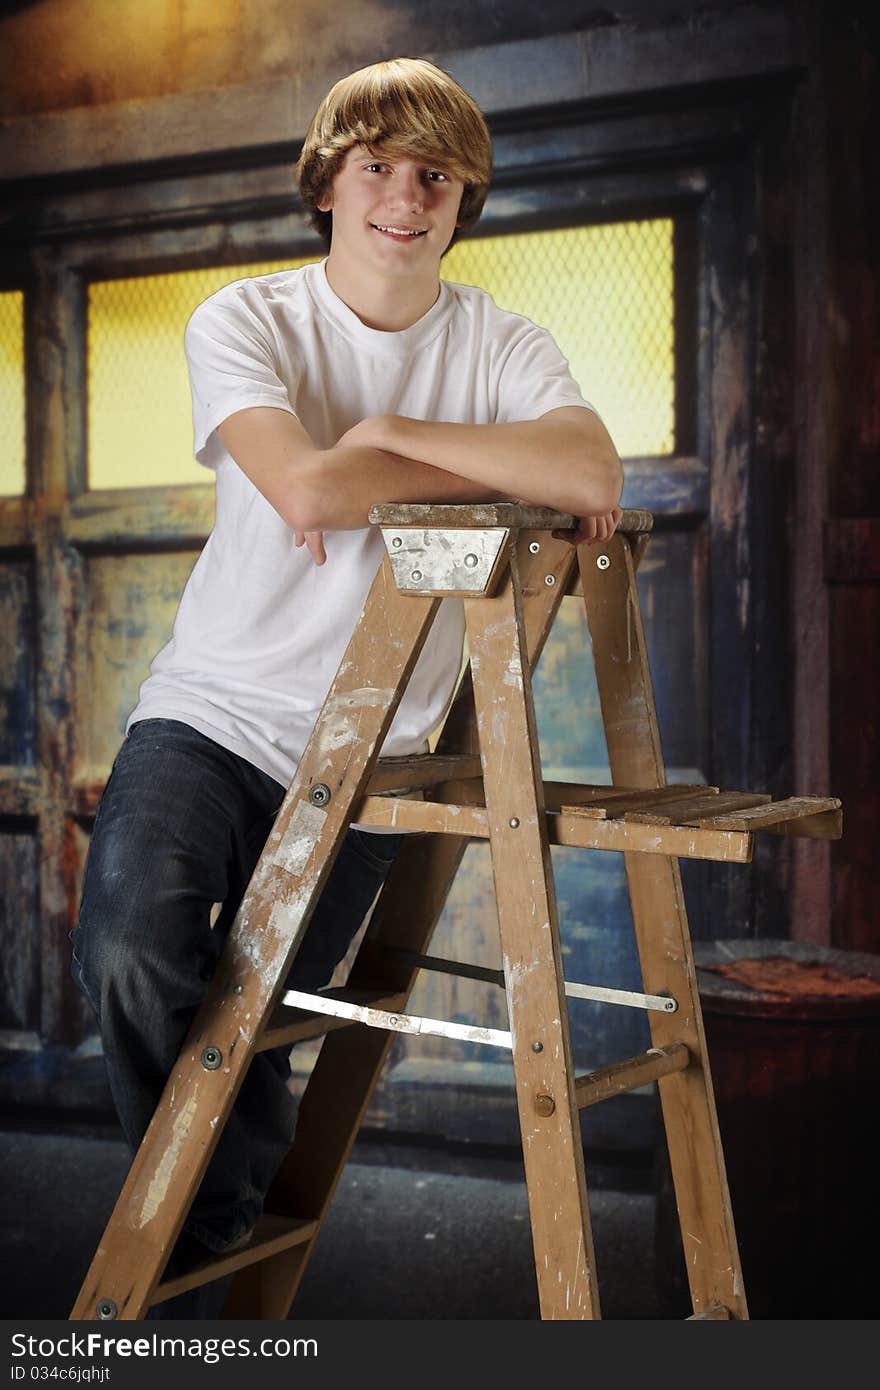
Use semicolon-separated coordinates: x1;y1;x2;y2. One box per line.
655;939;880;1318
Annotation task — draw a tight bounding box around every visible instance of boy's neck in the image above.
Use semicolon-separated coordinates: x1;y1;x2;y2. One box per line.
323;252;441;332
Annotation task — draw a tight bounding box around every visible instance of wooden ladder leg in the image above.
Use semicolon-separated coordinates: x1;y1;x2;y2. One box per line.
70;558;439;1321
224;653;487;1317
224;831;469;1317
578;530;749;1320
466;541;599;1320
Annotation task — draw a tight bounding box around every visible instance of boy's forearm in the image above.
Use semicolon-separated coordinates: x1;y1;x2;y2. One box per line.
359;410;623;518
300;444;515;530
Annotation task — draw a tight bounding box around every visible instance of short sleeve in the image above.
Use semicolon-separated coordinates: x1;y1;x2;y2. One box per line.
183;288;299;470
494;321;596;425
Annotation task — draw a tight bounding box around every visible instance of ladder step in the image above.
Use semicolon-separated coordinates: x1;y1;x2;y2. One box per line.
257;988;408;1051
152;1214;319;1303
681;794;842;835
574;1043;690;1109
368;501;654;534
624;791;772;825
368;753;483;791
556;784;720;818
687;1305;732;1320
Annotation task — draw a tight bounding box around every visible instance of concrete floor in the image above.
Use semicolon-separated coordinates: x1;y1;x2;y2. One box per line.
0;1126;660;1321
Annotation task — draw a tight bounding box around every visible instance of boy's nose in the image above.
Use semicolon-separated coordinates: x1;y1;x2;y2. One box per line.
389;170;424;213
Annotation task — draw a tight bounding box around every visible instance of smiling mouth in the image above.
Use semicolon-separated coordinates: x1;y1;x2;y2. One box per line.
371;224;428;239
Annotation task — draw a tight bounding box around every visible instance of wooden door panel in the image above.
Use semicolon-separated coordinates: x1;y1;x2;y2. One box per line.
76;549;199;779
0;561;36;765
0;830;39;1039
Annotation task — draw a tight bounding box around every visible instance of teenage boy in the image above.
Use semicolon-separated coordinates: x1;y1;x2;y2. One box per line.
71;57;622;1317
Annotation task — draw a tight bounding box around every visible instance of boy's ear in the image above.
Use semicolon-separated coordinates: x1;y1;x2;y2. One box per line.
316;191;333;213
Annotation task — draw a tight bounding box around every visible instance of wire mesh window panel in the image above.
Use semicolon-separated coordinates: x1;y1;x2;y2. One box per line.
0;291;26;497
86;218;674;490
444;220;674;458
87;259;308;491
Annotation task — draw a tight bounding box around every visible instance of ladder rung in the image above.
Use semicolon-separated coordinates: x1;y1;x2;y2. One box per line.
574;1043;690;1109
152;1214;319;1303
367;753;483;792
280;988;513;1050
257;988;407;1051
687;1305;732;1320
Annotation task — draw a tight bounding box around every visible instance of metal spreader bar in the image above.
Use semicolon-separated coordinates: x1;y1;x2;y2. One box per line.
379;945;677;1013
564;981;678;1013
280;988;513;1050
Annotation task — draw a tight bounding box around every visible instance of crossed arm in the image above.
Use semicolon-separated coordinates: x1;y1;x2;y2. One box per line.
217;404;623;564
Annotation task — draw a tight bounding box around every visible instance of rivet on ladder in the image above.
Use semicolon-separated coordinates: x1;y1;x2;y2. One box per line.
232;984;243;995
464;553;478;568
544;574;556;586
309;784;331;807
96;1298;117;1320
201;1046;222;1070
532;1041;544;1053
529;541;541;553
411;570;423;582
535;1094;556;1117
391;536;402;548
509;817;520;828
597;554;611;570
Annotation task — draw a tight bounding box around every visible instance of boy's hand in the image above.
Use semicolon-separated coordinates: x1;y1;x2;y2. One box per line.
552;508;623;546
294;530;327;565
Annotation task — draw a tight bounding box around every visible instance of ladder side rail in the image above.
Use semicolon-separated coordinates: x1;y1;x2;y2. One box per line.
578;530;748;1319
466;539;599;1320
71;558;440;1321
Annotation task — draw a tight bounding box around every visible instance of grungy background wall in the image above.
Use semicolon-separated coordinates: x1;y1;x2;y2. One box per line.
0;2;877;1153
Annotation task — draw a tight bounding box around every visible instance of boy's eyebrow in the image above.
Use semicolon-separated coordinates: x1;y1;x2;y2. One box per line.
358;146;456;176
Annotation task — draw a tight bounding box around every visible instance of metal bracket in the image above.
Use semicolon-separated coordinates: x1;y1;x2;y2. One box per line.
380;527;510;595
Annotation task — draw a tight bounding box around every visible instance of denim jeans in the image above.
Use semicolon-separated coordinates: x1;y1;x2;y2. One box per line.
71;718;403;1316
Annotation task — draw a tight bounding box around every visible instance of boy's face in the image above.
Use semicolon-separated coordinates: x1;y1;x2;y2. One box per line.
318;144;464;278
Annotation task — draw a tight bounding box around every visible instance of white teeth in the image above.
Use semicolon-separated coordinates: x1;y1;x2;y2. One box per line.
373;225;424;235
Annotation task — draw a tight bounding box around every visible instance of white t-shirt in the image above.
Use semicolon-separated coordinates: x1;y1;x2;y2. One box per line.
128;259;592;795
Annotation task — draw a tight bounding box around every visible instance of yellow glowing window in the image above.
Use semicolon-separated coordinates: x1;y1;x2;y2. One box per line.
86;220;674;490
87;260;309;491
0;291;26;497
444;220;674;457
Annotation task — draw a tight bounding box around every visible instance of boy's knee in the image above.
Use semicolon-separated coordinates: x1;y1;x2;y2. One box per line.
71;904;134;1012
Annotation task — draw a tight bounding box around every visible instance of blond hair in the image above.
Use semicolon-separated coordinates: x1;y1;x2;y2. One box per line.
296;58;492;249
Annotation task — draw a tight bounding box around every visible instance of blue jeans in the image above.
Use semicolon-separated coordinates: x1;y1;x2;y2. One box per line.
71;718;403;1315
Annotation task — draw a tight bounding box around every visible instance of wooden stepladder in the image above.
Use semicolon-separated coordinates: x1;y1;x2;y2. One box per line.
71;504;841;1321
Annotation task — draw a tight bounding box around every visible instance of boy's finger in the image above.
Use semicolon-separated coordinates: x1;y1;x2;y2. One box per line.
307;532;327;565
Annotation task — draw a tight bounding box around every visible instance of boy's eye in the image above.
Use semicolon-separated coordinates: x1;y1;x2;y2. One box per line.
424;170;449;182
365;163;386;173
